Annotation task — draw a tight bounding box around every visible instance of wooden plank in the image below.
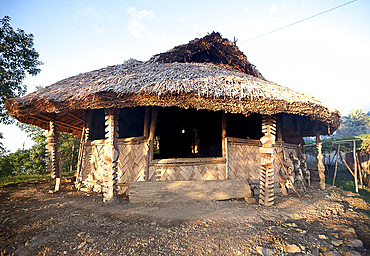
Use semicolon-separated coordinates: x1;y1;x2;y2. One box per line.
129;180;252;203
143;107;150;138
222;112;227;158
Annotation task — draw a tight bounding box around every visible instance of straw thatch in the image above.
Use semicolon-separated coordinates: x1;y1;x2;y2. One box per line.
5;32;340;137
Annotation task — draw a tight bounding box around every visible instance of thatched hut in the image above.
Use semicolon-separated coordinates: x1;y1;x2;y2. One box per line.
6;32;340;205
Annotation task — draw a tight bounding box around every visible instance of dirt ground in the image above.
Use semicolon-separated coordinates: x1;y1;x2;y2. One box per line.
0;178;369;256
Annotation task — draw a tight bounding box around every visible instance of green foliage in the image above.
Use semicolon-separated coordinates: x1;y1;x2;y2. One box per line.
359;134;370;152
305;135;358;155
341;109;370;128
0;173;50;186
0;122;80;177
59;133;79;173
0;16;42;124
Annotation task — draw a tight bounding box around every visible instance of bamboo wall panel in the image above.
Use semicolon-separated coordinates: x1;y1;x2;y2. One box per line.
117;140;149;184
227;142;260;181
149;163;226;181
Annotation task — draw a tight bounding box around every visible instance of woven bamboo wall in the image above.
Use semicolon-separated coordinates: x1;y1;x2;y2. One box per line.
227;138;260;181
117;140;149;183
80;139;149;191
80;141;105;191
79;136;299;190
149;160;226;181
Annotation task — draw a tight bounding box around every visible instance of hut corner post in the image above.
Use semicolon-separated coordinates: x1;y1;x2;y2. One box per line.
102;108;120;203
75;110;92;189
316;134;325;190
46;120;62;192
259;115;276;206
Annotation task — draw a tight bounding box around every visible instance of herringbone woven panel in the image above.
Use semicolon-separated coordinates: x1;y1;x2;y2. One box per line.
149;163;226;181
117;141;149;183
227;143;260;181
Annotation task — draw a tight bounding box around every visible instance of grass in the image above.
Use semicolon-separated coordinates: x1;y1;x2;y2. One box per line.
329;177;370;204
0;171;75;186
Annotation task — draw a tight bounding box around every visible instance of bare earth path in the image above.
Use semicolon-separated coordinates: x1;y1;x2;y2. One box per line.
0;178;369;255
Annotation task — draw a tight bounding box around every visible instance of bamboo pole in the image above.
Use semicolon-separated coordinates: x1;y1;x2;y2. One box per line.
355;152;363;189
333;144;340;186
340;153;355;177
354;141;358;194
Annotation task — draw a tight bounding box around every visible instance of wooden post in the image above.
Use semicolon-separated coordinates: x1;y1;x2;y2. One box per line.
316;134;325;190
75;110;92;189
143;107;150;138
45;120;62;192
259;115;276;206
102;108;120;203
222;112;229;180
354;141;358;194
222;112;227;158
333;144;340;186
147;107;157;180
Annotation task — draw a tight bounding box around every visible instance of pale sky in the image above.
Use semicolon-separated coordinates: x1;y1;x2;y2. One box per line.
1;0;369;152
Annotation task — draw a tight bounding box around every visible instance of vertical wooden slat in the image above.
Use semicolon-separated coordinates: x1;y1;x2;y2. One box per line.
148;107;158;169
316;134;325;190
222;112;228;180
76;110;92;188
102;108;120;203
353;141;358;193
143;107;150;138
259;115;276;206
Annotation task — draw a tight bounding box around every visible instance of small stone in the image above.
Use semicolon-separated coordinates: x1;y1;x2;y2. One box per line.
346;239;363;248
342;251;361;256
77;232;85;237
286;222;298;227
323;251;341;256
245;197;257;204
331;233;339;239
319;235;328;239
331;239;343;246
286;244;301;253
256;246;274;256
77;241;86;249
150;221;157;226
63;251;67;255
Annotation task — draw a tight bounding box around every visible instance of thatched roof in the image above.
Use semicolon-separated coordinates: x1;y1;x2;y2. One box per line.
5;32;340;137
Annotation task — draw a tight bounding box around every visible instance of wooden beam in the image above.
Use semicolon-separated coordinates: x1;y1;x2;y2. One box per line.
75;110;92;189
143;107;150;138
222;112;227;158
147;107;158;181
129;180;252;203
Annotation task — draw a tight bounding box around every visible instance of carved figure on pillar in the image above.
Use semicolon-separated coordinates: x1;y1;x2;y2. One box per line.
259;115;276;206
45;121;62;191
316;134;325;190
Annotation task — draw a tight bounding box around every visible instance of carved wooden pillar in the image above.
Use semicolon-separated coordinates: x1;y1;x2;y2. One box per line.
102;108;120;203
259;115;276;206
316;134;325;190
46;120;62;191
75;110;92;189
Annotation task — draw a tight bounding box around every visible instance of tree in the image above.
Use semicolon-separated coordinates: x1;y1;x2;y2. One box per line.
342;109;369;128
0;16;42;124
